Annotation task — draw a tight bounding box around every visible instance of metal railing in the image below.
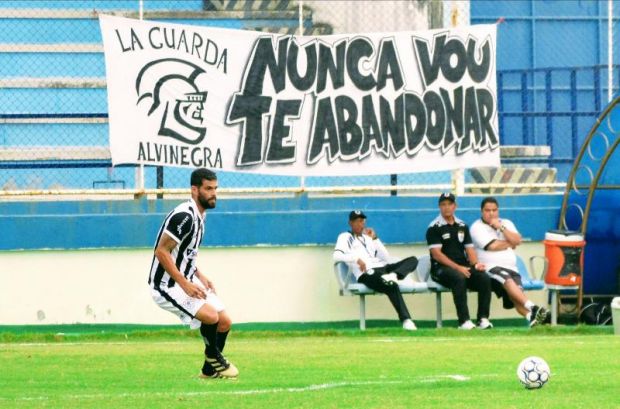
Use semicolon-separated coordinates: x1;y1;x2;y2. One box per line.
497;64;620;169
10;64;618;197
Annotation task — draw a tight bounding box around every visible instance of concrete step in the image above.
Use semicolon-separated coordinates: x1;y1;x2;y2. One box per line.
468;167;558;194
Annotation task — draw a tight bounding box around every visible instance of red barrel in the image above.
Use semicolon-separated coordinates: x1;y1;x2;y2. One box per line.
543;230;585;285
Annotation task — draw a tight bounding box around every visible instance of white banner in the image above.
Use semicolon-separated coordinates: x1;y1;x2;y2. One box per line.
100;15;499;176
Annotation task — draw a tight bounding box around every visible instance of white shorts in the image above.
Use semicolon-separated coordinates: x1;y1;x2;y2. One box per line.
151;277;225;330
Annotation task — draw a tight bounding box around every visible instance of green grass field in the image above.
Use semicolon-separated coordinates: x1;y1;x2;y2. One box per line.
1;324;619;409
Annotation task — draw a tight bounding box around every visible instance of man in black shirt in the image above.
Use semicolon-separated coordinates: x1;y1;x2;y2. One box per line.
426;193;492;330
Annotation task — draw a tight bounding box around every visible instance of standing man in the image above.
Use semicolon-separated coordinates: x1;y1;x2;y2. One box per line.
334;210;419;330
148;168;238;379
426;193;493;330
470;197;549;327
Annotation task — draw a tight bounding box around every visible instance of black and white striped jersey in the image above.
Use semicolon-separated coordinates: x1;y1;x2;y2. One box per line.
148;199;204;290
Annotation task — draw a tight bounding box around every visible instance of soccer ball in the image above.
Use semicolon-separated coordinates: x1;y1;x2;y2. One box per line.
517;356;550;389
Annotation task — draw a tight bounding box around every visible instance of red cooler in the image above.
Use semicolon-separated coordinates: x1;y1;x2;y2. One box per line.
544;230;585;285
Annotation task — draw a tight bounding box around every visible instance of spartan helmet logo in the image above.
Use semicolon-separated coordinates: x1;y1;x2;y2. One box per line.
136;58;208;145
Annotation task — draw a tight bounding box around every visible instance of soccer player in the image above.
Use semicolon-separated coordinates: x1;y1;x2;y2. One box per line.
333;210;419;330
470;197;549;327
426;193;493;330
148;168;238;379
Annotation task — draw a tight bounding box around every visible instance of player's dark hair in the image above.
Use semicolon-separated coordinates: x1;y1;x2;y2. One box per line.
191;168;217;187
480;196;498;210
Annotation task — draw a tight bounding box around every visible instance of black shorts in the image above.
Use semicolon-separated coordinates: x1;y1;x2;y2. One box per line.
487;266;523;309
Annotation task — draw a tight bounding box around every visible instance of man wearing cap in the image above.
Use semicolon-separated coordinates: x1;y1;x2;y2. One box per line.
426;193;493;330
470;197;549;327
333;210;419;330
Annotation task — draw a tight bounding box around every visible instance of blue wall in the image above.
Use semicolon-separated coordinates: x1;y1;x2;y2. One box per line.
0;194;562;250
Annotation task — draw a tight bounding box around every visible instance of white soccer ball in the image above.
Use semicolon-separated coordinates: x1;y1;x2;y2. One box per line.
517;356;550;389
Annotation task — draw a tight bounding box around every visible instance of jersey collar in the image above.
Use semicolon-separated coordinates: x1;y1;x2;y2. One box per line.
435;214;463;226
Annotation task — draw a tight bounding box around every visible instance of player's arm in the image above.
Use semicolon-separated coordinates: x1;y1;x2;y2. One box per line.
472;221;511;252
501;224;522;247
369;231;392;263
155;234;206;299
429;247;472;277
485;240;513;251
465;246;485;270
463;228;484;271
485;230;521;250
488;219;522;248
195;268;215;293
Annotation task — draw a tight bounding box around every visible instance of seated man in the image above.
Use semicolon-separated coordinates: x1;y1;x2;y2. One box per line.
333;210;419;330
470;197;549;327
426;193;493;330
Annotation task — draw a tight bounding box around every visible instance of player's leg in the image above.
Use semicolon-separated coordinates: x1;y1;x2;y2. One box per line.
201;309;233;376
467;268;492;325
196;304;239;379
490;268;548;325
433;266;471;327
506;274;550;326
195;303;220;357
195;302;219;352
502;278;529;316
386;256;418;279
196;286;238;379
216;311;232;352
150;285;238;378
202;288;231;351
358;272;415;327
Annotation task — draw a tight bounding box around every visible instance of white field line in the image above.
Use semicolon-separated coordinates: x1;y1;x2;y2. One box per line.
0;374;487;401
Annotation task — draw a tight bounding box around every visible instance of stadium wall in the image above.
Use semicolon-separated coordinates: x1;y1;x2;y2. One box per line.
0;194;560;325
0;194;562;250
0;242;548;326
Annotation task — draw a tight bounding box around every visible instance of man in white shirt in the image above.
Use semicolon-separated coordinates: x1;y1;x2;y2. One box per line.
333;210;418;330
470;197;549;327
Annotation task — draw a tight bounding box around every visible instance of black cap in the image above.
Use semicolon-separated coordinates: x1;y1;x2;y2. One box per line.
349;210;367;221
438;192;456;204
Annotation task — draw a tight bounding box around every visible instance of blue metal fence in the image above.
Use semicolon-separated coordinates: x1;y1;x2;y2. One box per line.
2;65;616;187
497;65;619;179
1;0;618;190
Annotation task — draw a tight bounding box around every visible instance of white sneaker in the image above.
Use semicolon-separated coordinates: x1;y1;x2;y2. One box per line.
478;318;493;330
458;320;476;330
402;319;417;331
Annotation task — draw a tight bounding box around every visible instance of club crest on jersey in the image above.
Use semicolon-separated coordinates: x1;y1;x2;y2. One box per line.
458;230;465;242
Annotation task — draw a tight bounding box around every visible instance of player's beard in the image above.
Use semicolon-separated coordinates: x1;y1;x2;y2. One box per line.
199;195;216;209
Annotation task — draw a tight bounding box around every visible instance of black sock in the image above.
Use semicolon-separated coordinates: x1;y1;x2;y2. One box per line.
201;360;214;375
217;330;229;352
199;323;218;355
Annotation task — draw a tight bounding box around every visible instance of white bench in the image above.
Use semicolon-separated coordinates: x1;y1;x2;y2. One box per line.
413;255;547;328
334;254;547;329
333;261;428;330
